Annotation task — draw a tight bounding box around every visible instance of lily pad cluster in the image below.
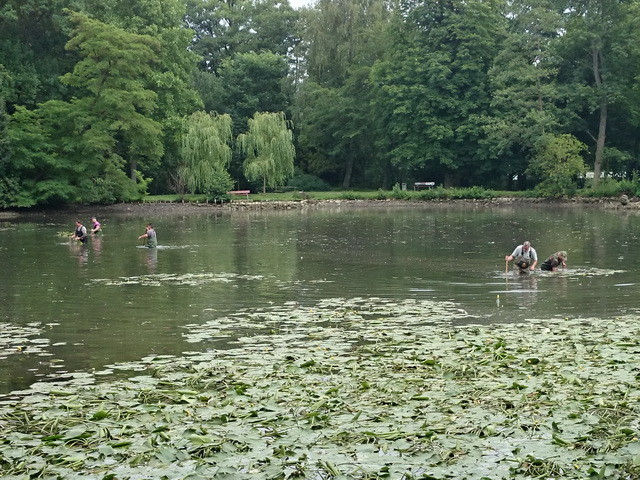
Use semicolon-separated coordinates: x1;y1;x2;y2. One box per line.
90;272;264;287
0;323;51;359
1;298;640;479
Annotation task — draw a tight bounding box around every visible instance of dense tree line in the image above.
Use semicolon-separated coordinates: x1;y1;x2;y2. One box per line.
0;0;638;206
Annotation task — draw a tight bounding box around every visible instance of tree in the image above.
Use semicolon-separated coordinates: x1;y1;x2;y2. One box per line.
2;105;69;207
185;0;298;74
238;112;295;193
0;0;77;111
370;0;507;187
294;0;390;188
61;12;163;185
81;0;204;193
527;133;587;196
557;0;636;186
204;52;292;135
179;111;234;196
482;0;564;189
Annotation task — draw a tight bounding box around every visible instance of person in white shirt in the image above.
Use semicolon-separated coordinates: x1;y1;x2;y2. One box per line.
505;240;538;273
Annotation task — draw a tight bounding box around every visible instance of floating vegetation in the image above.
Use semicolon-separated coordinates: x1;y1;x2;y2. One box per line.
135;244;199;250
548;267;625;277
90;272;264;287
494;267;624;279
2;298;640;479
0;323;50;358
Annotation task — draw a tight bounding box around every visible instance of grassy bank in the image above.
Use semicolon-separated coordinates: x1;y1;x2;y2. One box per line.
2;298;640;479
142;182;637;204
143;188;533;204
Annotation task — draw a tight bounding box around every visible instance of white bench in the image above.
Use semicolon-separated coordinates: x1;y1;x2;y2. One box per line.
414;182;435;190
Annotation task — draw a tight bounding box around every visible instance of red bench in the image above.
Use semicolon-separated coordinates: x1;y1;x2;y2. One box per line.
227;190;250;199
414;182;435;190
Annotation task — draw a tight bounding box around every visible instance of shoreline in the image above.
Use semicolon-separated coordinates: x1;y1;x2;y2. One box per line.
0;195;637;220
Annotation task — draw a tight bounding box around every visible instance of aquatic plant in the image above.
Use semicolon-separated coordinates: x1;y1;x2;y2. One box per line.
1;298;640;479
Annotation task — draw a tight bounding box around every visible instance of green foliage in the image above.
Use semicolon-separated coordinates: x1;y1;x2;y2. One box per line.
62;12;164;179
3;298;640;478
185;0;298;74
179;111;234;196
201;52;291;134
339;191;367;200
390;183;409;199
238;112;295;193
295;0;390;189
528;134;587;197
0;0;76;110
580;178;638;198
0;175;17;207
415;186;495;200
370;0;506;185
482;0;564;187
286;172;330;191
3;105;74;206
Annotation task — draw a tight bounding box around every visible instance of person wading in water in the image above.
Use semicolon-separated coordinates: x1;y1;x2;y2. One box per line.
505;240;538;273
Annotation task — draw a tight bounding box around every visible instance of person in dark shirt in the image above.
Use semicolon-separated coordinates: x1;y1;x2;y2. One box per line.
138;224;157;248
71;220;88;244
540;251;567;271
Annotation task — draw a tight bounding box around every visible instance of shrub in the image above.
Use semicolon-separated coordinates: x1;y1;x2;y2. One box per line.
390;183;409;199
528;134;587;197
286;173;330;192
581;178;636;198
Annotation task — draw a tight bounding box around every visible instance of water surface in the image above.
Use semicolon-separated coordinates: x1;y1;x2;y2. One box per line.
1;203;637;393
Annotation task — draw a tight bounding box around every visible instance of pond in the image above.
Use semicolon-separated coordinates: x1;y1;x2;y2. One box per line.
0;202;638;394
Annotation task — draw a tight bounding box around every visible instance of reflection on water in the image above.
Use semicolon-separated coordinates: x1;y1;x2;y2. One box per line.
145;247;157;273
0;204;639;393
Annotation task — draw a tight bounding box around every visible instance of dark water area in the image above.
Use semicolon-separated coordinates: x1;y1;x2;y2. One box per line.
1;203;638;393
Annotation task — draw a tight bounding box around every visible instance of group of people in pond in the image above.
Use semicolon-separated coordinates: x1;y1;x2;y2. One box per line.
505;240;568;273
70;217;102;244
70;218;157;248
69;222;563;267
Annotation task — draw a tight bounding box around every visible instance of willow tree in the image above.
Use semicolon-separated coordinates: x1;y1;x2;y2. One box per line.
238;112;295;193
179;111;234;196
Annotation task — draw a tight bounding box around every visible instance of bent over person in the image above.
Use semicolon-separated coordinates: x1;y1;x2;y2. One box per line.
540;251;567;271
505;240;538;273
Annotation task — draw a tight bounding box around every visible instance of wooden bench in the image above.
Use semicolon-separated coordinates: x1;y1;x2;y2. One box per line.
414;182;435;190
227;190;250;199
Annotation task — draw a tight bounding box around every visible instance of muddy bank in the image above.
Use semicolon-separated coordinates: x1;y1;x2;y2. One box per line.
1;195;638;220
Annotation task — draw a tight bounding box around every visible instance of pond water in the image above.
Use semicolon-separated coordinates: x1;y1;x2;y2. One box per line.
0;203;638;394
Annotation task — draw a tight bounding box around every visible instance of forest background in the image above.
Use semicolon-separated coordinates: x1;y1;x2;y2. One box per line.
0;0;639;207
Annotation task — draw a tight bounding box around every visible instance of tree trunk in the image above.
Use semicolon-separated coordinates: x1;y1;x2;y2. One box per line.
130;159;137;182
593;97;607;187
591;45;607;187
342;156;354;189
443;171;460;188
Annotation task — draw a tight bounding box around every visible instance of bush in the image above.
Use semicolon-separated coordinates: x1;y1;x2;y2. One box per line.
581;178;637;198
528;134;587;197
286;173;331;192
390;183;409;199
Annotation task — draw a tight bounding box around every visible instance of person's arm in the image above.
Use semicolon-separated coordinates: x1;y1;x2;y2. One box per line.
529;248;538;270
505;247;519;262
